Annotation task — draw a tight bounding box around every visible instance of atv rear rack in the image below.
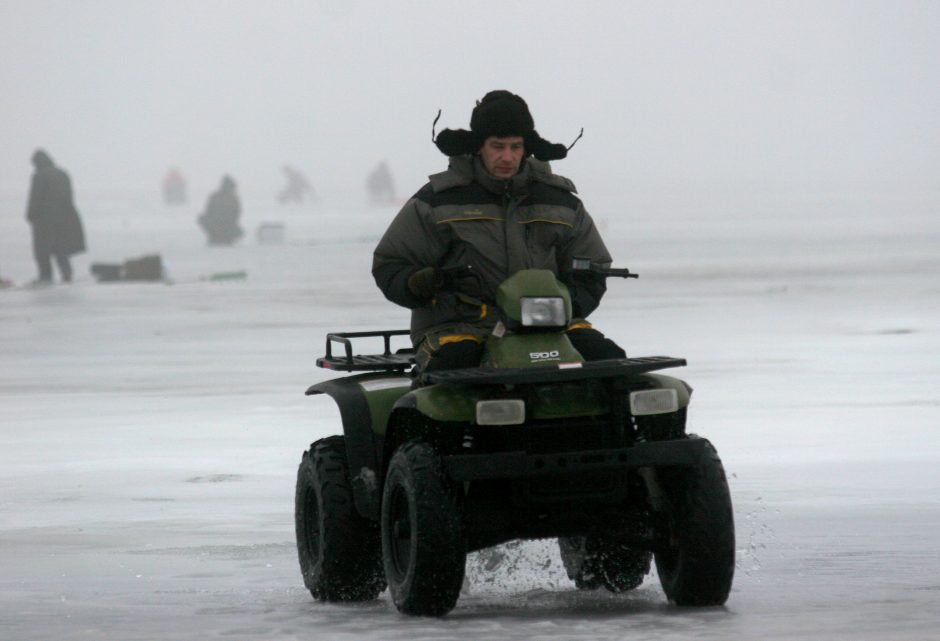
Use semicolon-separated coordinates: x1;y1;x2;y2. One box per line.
316;330;415;372
423;356;686;385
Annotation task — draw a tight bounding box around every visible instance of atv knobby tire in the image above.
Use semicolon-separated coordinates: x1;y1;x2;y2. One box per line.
653;437;735;606
559;535;652;593
381;441;466;616
295;435;385;601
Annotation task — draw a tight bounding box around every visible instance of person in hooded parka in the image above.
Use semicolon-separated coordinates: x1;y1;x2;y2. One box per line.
26;149;87;284
198;175;243;245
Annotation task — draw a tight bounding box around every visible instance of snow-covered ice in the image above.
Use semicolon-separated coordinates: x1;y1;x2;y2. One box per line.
1;193;939;640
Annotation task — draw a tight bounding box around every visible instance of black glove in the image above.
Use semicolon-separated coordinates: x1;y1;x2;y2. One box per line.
407;266;444;299
561;270;607;319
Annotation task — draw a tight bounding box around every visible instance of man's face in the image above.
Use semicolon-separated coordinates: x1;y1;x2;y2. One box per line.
479;136;525;179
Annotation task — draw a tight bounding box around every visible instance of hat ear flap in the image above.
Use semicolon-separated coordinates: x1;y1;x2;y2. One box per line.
434;128;480;156
528;131;568;161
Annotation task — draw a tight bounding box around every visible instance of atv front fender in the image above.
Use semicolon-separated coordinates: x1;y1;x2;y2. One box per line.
393;384;479;423
306;373;412;520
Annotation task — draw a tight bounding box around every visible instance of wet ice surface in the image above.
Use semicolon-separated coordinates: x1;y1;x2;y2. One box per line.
1;196;939;640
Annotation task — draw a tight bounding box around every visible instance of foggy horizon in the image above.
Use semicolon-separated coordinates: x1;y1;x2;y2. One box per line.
2;1;938;214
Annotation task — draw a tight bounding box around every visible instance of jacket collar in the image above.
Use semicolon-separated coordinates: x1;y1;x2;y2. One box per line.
428;154;575;196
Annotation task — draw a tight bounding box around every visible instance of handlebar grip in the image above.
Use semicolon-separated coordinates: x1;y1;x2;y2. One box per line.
571;257;637;279
603;267;638;279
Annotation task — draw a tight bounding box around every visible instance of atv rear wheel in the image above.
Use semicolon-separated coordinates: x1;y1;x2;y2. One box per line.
295;435;385;601
381;441;466;616
653;437;735;605
559;535;652;593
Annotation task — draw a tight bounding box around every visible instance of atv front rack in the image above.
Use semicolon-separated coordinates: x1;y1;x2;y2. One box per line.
424;356;686;385
316;330;415;372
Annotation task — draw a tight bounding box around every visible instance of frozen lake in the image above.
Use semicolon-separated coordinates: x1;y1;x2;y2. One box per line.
1;192;939;640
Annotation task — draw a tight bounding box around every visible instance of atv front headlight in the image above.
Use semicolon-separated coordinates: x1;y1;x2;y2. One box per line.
520;297;566;327
476;399;526;425
629;389;679;415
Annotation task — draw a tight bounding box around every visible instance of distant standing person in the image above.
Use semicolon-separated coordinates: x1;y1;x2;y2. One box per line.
26;149;86;284
198;175;243;246
366;160;396;204
162;167;188;205
277;165;315;204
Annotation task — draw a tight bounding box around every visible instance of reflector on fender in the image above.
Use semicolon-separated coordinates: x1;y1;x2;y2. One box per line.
629;389;678;415
520;297;566;327
475;399;526;425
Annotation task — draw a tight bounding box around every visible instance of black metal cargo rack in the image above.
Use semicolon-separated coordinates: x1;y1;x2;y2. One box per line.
316;330;415;372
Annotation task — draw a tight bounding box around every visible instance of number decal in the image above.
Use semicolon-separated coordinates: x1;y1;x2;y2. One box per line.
529;350;561;361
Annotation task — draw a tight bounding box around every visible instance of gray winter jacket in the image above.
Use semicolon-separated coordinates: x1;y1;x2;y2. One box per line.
372;155;612;344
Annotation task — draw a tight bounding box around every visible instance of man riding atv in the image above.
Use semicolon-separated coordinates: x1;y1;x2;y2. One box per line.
373;90;625;375
294;91;735;618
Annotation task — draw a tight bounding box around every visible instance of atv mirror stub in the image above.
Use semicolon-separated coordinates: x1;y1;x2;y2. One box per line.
521;297;566;327
475;399;526;425
629;389;679;415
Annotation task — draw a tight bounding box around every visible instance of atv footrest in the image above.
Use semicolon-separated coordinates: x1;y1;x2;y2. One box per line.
443;438;709;481
316;330;415;372
424;356;686;385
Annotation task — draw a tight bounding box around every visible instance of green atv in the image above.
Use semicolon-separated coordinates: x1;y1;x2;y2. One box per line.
295;260;735;616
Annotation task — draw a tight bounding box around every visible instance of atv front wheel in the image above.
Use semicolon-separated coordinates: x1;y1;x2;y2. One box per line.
559;535;652;592
295;435;385;601
381;441;466;616
653;437;735;605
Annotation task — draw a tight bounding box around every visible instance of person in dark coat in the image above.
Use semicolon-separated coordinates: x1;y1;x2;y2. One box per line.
26;149;86;283
197;175;243;245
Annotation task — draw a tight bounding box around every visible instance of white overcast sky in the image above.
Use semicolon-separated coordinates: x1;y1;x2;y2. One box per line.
1;0;937;211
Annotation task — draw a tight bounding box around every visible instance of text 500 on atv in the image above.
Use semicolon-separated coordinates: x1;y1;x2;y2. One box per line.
294;260;735;616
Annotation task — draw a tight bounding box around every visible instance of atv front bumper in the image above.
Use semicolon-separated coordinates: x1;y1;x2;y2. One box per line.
443;437;709;482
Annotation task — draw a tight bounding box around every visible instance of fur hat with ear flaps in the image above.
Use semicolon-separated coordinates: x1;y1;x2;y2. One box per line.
434;90;570;161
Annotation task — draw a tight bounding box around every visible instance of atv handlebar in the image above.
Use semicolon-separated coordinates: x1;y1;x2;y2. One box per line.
571;257;638;279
